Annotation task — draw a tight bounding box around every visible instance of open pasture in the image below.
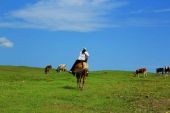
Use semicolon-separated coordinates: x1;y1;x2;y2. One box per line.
0;66;170;113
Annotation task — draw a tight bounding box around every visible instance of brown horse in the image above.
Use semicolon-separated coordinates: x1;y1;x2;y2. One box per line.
71;61;88;90
45;65;52;74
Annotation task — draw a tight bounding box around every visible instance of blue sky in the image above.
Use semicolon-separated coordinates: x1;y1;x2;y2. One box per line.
0;0;170;72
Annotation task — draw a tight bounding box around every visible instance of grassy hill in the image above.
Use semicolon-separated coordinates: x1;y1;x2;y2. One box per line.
0;66;170;113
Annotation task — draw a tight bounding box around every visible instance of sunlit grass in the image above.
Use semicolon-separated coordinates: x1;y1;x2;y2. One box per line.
0;66;170;113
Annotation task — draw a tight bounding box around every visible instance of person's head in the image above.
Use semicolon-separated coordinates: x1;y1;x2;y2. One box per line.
82;48;87;53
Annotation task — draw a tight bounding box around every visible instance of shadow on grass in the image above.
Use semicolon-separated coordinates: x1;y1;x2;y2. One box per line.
62;86;76;90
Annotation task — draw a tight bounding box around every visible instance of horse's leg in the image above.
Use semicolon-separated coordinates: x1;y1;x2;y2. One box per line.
77;74;81;89
78;74;84;90
82;70;87;89
79;78;81;89
80;78;82;89
81;75;86;90
77;79;80;89
79;74;83;89
76;75;79;89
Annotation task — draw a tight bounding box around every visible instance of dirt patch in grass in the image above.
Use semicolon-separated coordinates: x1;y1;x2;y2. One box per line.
131;98;170;113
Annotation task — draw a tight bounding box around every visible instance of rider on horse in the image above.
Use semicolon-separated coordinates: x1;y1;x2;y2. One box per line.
69;48;89;75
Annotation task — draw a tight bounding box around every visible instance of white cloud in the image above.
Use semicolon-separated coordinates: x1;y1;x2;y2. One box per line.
0;37;14;48
125;8;170;27
0;0;127;32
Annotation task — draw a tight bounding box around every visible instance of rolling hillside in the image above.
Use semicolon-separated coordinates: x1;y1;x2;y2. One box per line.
0;66;170;113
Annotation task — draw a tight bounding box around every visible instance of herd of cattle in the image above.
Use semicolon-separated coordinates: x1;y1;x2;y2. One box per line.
156;66;170;74
45;64;170;77
45;64;67;74
134;66;170;77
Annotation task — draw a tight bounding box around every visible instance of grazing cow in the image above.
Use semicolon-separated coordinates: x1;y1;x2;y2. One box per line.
134;68;147;78
165;66;170;74
56;64;67;72
70;61;88;90
156;68;164;74
45;65;52;74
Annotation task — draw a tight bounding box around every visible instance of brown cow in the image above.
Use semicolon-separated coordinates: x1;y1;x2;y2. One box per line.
165;66;170;74
45;65;52;74
134;68;147;78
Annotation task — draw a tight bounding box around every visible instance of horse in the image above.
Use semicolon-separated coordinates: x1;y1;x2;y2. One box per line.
45;65;52;74
134;68;147;78
156;68;164;74
71;61;88;90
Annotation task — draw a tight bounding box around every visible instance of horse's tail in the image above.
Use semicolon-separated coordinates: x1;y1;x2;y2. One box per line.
74;68;88;77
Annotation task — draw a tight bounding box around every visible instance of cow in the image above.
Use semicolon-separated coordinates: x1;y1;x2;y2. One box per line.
134;68;147;78
56;64;67;72
45;65;52;74
165;66;170;74
156;68;164;74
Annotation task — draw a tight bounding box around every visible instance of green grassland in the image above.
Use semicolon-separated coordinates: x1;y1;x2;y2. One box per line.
0;66;170;113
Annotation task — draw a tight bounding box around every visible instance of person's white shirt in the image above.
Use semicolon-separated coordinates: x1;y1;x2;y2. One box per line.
78;51;89;60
